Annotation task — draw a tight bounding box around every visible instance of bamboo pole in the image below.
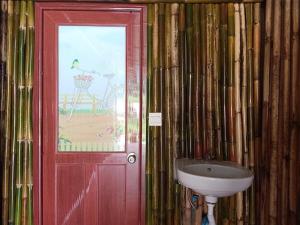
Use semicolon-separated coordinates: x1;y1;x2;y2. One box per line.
200;4;207;159
289;0;299;224
212;4;221;160
220;3;228;161
279;1;291;225
252;3;261;224
260;0;272;224
14;2;27;225
1;1;9;224
178;4;186;158
269;0;281;224
8;2;20;225
171;3;180;160
192;4;201;159
152;4;160;224
23;3;34;224
146;5;153;225
239;3;250;225
234;4;243;225
158;4;166;224
186;4;193;159
165;5;174;225
206;4;214;159
170;4;179;223
227;4;237;225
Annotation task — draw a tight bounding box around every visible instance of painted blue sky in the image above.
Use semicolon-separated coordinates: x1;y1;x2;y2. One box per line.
58;26;126;97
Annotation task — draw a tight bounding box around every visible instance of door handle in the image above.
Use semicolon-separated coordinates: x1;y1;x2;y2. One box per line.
127;153;136;164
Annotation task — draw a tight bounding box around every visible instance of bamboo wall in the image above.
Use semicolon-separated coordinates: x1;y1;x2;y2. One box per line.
146;1;300;225
0;1;34;225
0;1;299;225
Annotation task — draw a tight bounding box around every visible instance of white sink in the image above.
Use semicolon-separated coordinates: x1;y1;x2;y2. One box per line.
176;158;253;198
175;158;253;225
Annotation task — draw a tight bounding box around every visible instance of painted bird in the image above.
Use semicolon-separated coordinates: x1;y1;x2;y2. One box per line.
71;59;80;69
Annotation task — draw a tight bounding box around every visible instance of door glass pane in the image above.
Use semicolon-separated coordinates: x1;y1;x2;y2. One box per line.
58;26;126;152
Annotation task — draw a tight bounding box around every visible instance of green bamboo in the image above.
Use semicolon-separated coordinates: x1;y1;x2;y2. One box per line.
1;1;8;224
25;1;34;224
14;2;27;225
8;1;20;225
186;4;193;159
146;5;153;225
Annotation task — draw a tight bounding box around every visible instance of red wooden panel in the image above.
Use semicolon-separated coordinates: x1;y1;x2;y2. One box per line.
98;165;125;225
84;164;99;225
56;164;85;225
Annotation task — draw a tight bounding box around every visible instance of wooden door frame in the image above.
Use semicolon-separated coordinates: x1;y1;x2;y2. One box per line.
33;3;147;225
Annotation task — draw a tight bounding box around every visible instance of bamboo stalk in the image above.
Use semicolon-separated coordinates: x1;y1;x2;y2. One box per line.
158;4;166;224
14;2;27;225
200;4;207;159
240;3;250;225
212;4;221;160
193;4;201;159
279;1;291;225
220;3;228;161
178;4;186;158
234;4;243;225
269;0;281;224
26;9;34;220
227;3;235;162
252;3;261;224
165;5;174;225
146;5;153;225
170;5;179;223
227;4;236;225
8;2;20;225
206;4;214;159
260;0;272;224
152;4;160;225
186;4;193;159
171;3;180;160
1;1;9;224
289;0;299;224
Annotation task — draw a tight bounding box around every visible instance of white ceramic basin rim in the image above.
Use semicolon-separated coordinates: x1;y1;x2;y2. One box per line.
176;159;254;198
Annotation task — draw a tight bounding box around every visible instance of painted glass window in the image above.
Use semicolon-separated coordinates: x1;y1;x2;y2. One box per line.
58;26;126;152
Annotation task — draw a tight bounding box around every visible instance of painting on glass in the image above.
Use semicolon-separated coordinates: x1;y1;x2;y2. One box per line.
58;26;126;152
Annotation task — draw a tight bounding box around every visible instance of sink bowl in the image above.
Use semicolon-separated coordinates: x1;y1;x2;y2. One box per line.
176;158;254;198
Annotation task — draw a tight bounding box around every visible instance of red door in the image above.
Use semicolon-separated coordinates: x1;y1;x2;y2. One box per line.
34;3;146;225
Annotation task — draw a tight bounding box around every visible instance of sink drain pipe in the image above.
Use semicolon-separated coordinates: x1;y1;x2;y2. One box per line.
205;196;218;225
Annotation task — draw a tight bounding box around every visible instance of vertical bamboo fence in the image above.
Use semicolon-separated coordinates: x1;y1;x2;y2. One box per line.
1;1;34;225
0;1;299;225
146;1;300;225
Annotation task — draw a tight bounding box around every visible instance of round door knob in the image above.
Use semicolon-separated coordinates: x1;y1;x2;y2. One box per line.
127;153;136;164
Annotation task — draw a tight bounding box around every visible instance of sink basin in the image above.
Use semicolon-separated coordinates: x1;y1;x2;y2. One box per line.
176;158;254;198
